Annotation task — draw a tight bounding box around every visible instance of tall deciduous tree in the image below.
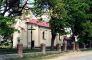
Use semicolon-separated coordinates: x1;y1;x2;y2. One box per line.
35;0;92;49
64;0;90;36
64;0;92;49
34;0;68;49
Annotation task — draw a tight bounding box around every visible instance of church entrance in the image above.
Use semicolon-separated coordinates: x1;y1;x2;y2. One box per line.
31;40;34;49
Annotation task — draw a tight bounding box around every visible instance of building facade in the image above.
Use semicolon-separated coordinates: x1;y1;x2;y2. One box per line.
13;18;63;48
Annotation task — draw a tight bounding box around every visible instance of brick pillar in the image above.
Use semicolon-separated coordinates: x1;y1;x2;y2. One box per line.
40;43;46;54
73;42;76;51
64;40;67;51
56;44;61;52
76;43;80;51
83;43;86;49
17;41;23;58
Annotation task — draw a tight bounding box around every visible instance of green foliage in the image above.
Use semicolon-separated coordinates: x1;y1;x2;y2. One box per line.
35;0;68;34
34;0;69;48
63;0;90;35
63;0;92;44
82;21;92;37
0;16;15;39
49;17;67;35
34;0;92;45
0;41;12;48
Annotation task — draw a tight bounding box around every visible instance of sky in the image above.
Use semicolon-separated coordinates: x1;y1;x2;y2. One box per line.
29;0;34;3
0;0;35;16
27;0;34;8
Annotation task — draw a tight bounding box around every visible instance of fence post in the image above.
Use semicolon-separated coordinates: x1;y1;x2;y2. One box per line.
56;44;61;52
17;40;23;58
64;40;67;51
40;43;46;54
73;42;76;51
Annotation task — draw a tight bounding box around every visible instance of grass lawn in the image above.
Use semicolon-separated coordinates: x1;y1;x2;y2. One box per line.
81;48;92;51
0;48;40;54
8;48;92;60
0;48;17;54
8;52;63;60
1;48;92;60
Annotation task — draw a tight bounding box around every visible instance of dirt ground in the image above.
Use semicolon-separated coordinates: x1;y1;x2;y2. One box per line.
44;51;92;60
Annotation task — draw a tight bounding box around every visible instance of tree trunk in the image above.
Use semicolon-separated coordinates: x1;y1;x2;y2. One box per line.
10;35;13;48
89;41;91;48
51;33;56;50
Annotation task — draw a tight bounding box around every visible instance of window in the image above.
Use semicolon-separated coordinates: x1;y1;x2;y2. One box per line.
42;31;45;40
17;37;20;43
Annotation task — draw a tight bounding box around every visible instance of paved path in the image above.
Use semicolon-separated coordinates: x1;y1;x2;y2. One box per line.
45;51;92;60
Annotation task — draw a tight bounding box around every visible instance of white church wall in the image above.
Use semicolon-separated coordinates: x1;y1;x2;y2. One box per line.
13;19;21;48
27;24;32;48
13;31;21;48
39;27;46;45
45;29;51;47
13;19;64;48
20;29;27;48
32;25;39;47
39;27;53;47
55;34;64;46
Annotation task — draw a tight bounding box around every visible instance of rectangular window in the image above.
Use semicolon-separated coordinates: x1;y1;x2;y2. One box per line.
43;31;45;39
42;31;46;40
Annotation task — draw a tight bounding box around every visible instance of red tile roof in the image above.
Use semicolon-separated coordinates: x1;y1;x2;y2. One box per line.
26;19;49;27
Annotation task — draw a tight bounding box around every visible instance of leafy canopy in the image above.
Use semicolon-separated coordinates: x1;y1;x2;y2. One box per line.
0;16;15;39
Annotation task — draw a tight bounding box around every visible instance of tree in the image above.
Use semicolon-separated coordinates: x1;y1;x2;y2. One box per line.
63;0;92;49
81;21;92;48
63;0;89;35
0;16;15;41
0;0;29;16
0;0;30;47
34;0;68;49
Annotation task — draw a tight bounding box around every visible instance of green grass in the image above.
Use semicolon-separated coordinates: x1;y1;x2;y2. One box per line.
2;48;92;60
0;48;40;54
81;48;92;51
8;52;62;60
8;48;92;60
0;48;17;54
23;48;40;53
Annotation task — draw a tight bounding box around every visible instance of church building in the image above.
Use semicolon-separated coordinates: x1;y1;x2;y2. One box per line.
13;17;63;48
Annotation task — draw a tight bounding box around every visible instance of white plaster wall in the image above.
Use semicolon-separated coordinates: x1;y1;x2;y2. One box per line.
39;27;45;44
20;30;27;48
45;29;51;47
39;27;52;47
32;25;39;47
27;24;32;48
13;32;20;48
27;24;40;48
13;20;64;48
55;34;64;46
13;19;21;48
